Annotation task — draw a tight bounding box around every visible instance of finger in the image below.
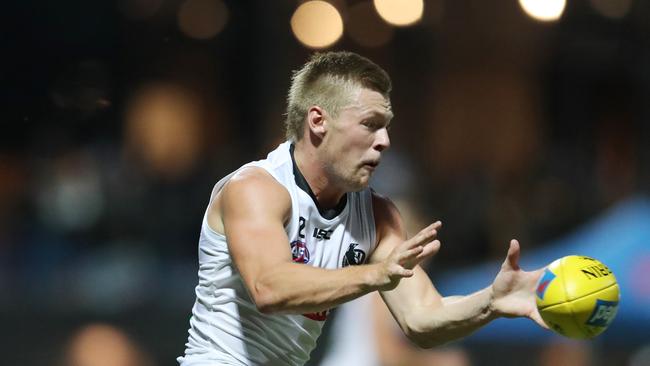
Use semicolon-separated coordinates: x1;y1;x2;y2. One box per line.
397;246;424;262
406;223;439;248
503;239;521;271
530;309;550;330
402;268;414;277
531;267;545;284
415;240;441;261
393;267;414;278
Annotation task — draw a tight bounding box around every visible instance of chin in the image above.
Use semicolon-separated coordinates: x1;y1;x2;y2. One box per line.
349;177;370;192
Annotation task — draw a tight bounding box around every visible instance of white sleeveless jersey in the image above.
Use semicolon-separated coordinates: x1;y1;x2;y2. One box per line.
178;141;377;366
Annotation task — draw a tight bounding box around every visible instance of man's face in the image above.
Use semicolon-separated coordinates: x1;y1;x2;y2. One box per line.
321;87;393;191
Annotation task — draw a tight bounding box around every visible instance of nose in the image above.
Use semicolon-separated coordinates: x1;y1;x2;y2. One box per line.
374;127;390;152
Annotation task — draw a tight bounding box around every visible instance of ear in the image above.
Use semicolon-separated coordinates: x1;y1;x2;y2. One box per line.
307;106;327;138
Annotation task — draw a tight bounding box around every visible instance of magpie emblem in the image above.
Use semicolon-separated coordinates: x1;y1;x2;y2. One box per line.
342;243;366;267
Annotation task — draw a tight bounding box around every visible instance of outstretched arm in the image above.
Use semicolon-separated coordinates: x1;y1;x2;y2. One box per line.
370;193;547;348
211;167;440;314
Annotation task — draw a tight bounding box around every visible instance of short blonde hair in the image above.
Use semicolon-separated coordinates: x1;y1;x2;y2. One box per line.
285;52;392;141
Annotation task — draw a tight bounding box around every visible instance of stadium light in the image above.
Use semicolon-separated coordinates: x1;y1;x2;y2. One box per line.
373;0;424;27
291;1;343;49
518;0;566;22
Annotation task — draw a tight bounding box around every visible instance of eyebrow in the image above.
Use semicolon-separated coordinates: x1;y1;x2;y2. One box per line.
364;110;393;122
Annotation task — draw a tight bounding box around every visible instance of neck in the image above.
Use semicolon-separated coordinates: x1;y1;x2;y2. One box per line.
293;140;346;209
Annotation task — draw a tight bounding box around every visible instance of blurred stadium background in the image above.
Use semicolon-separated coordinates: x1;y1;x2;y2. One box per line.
2;0;650;365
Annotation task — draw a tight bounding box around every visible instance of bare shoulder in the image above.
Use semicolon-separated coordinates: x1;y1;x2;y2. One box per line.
368;191;406;263
371;191;404;235
225;166;289;198
208;167;292;234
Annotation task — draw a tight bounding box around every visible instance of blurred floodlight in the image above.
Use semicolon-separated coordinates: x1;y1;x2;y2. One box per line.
518;0;566;22
66;324;150;366
349;1;394;48
373;0;424;26
125;83;204;178
178;0;228;40
590;0;633;19
291;1;343;49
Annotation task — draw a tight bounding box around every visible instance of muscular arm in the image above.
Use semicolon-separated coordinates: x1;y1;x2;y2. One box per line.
370;193;546;348
212;168;437;314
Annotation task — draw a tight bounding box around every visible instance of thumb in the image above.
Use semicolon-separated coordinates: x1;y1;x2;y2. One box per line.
530;309;550;330
503;239;521;271
532;267;545;283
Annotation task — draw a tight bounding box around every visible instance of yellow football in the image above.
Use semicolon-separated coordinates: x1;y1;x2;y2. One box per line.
535;255;620;339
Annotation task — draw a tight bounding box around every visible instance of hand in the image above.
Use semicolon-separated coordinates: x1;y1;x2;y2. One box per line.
490;240;549;329
377;222;442;291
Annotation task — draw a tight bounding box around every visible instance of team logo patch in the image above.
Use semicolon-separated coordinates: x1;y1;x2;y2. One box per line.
536;268;556;300
342;243;366;267
291;240;310;263
586;299;619;327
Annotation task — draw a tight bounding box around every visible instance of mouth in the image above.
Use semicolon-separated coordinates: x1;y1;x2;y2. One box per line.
362;160;380;170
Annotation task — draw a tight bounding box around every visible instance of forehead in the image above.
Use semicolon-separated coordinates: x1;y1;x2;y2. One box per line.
344;88;393;118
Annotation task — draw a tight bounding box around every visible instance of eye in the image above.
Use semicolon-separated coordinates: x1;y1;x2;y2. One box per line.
362;119;384;130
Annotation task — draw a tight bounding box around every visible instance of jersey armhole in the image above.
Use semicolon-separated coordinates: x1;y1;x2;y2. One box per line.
203;163;294;235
